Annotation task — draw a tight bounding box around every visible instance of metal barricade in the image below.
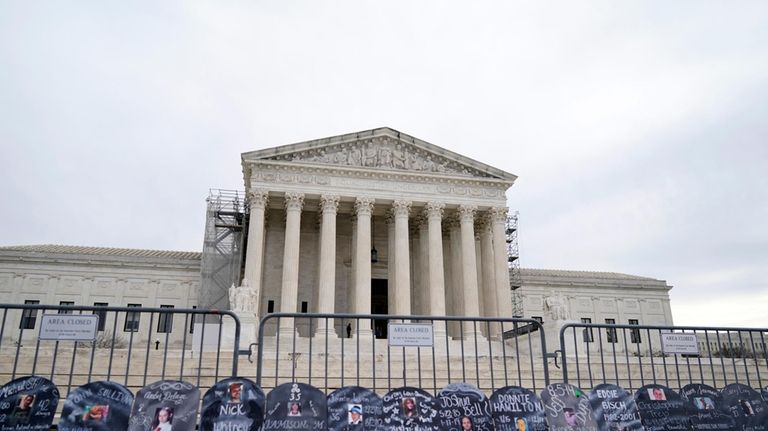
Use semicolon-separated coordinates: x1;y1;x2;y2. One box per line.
255;313;551;394
0;303;241;399
559;322;768;391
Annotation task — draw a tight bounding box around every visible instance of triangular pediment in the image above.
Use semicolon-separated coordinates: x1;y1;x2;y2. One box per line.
242;127;517;182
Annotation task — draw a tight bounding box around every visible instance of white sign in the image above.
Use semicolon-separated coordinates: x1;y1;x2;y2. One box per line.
39;314;99;341
661;333;699;355
388;323;434;347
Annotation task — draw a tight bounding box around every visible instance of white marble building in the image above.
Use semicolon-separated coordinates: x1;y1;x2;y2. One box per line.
0;128;675;346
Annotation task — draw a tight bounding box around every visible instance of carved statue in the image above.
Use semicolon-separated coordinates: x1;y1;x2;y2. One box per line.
392;145;407;169
363;143;378;167
545;293;570;320
229;280;257;313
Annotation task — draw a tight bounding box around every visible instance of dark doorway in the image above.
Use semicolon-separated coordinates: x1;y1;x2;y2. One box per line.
371;279;388;338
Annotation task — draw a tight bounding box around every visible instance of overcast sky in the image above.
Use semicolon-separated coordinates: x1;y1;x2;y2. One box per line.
1;1;766;327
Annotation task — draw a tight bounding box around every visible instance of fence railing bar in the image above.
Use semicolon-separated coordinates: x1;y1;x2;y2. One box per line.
143;312;155;387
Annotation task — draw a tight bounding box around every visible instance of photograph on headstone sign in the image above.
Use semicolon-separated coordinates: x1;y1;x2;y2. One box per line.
381;386;438;431
264;382;326;431
327;386;383;431
540;383;598;431
199;377;265;431
720;383;768;431
679;383;735;430
0;376;60;431
436;383;493;431
59;381;134;431
633;384;689;431
489;386;547;431
128;380;200;431
586;383;642;431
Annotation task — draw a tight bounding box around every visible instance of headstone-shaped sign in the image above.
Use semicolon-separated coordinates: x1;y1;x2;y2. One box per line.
540;383;598;430
435;383;492;431
327;386;383;431
489;386;546;431
0;376;59;431
680;383;734;430
382;387;438;431
763;386;768;403
587;383;642;431
264;382;326;431
128;380;200;431
634;384;689;431
720;383;768;431
200;378;265;431
59;381;134;431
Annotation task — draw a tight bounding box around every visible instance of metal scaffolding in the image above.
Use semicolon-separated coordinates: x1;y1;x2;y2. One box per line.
506;210;524;317
200;189;247;310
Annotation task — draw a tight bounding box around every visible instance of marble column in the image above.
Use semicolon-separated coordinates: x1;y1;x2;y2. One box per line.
425;202;447;337
392;200;412;316
458;205;481;337
479;214;498;337
490;207;513;338
386;212;396;316
354;197;374;337
278;192;304;337
425;202;446;316
447;215;463;337
418;215;430;314
315;194;339;336
243;190;268;308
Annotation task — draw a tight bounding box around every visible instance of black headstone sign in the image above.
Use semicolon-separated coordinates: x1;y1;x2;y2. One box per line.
634;384;689;431
436;383;492;431
327;386;383;431
128;380;200;431
763;386;768;403
200;378;265;431
680;383;734;430
540;383;599;431
587;383;642;431
264;382;326;431
59;381;134;431
720;383;768;431
0;376;59;431
489;386;547;431
382;386;438;431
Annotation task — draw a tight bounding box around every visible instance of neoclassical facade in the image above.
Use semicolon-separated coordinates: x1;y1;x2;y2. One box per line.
0;128;675;346
239;128;518;339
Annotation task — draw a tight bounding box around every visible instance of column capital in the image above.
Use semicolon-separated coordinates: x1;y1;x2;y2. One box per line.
457;205;477;223
284;192;305;211
319;194;340;214
444;213;461;230
354;196;374;216
424;201;445;220
247;189;269;210
489;206;509;223
385;211;395;225
392;199;412;218
476;212;493;232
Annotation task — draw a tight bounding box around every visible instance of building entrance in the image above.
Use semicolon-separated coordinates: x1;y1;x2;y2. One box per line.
371;279;388;338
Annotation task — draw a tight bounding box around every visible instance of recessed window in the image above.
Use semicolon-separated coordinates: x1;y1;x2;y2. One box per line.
94;302;108;331
532;316;543;324
267;300;275;313
629;319;641;344
124;304;141;332
605;318;617;343
19;300;40;329
189;306;197;334
581;318;593;342
301;301;308;313
58;301;75;314
157;305;174;333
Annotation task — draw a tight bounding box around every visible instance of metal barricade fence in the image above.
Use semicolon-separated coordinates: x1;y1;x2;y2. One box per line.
255;313;551;395
0;303;240;400
559;322;768;392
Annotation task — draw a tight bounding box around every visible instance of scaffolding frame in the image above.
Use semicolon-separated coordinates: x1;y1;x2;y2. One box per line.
200;189;248;310
506;210;523;317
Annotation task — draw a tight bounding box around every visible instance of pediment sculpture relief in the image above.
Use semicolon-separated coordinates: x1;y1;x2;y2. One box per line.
265;137;493;178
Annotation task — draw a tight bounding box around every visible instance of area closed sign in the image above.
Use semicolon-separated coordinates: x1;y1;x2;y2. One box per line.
39;314;99;341
661;333;699;355
388;323;434;347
